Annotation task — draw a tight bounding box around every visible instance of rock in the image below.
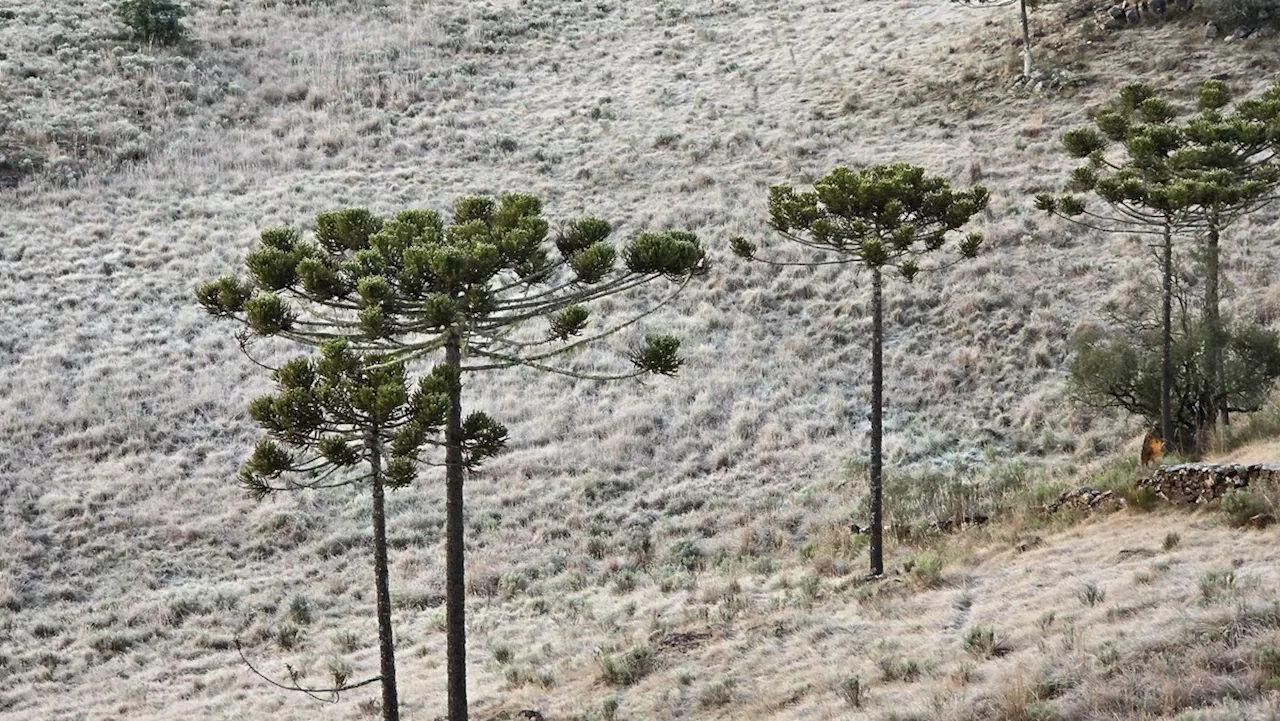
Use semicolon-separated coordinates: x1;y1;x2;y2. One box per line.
1126;4;1141;22
1204;21;1220;39
1256;26;1278;37
1150;0;1167;13
1109;4;1126;18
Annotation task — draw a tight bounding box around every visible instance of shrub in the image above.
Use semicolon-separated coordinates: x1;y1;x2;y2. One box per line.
598;646;655;686
116;0;188;45
1077;582;1105;607
963;625;1009;658
878;656;922;682
837;674;862;707
906;550;944;588
1199;567;1237;602
1220;489;1274;528
1163;531;1181;551
669;538;703;571
697;678;734;708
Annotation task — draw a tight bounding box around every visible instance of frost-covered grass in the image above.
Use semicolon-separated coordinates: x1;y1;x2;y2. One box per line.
2;0;1280;718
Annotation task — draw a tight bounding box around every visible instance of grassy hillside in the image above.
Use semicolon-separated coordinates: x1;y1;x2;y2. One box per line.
2;0;1280;718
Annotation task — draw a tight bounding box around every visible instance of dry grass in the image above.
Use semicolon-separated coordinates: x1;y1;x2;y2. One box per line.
2;0;1280;718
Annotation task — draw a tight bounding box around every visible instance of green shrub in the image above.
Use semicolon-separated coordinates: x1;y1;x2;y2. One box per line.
906;550;944;588
598;645;655;686
878;656;922;682
116;0;188;45
1220;489;1274;527
963;625;1009;658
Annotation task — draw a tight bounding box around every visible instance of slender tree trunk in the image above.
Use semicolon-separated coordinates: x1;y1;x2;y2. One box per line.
1203;214;1224;432
869;267;884;579
444;330;468;721
1019;0;1033;77
1160;220;1174;451
368;432;400;721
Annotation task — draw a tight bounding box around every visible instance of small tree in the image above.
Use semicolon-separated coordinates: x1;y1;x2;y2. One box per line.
1070;315;1280;445
953;0;1035;78
732;164;986;577
116;0;188;46
200;196;706;721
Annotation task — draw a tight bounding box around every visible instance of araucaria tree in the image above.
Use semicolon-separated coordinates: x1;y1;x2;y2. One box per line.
199;194;706;721
732;164;987;577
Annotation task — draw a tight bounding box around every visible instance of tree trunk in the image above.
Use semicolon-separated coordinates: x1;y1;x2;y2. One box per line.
444;331;468;721
1160;220;1174;451
1019;0;1033;77
368;433;400;721
869;267;884;579
1203;214;1224;432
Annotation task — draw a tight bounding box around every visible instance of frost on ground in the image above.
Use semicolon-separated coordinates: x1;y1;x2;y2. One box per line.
1;0;1279;719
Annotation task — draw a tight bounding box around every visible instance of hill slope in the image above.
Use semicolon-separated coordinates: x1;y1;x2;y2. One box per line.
2;0;1280;719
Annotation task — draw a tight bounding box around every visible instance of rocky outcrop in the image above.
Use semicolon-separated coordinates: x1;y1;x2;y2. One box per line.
1135;463;1280;504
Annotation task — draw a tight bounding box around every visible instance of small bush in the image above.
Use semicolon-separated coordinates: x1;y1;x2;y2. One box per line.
878;656;922;682
963;625;1009;658
837;674;862;707
598;646;655;686
698;679;734;708
906;550;944;588
493;645;514;664
1077;582;1105;607
1220;489;1274;528
1163;532;1181;551
613;569;637;594
116;0;188;45
1199;568;1237;602
669;539;703;571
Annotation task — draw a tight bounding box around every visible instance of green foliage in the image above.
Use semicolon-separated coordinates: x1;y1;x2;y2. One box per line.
764;163;988;271
237;340;447;498
116;0;187;45
906;550;944;588
1199;567;1237;602
877;656;922;682
1069;318;1280;446
962;626;1004;658
1220;489;1275;528
597;646;655;686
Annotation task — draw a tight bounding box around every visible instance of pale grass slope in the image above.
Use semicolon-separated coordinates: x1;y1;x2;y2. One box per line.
1;0;1280;719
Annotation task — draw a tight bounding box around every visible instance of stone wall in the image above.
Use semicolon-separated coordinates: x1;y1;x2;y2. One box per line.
1136;463;1280;504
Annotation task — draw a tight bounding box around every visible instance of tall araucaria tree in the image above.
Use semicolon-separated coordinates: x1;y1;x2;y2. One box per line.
199;194;707;721
731;163;986;578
